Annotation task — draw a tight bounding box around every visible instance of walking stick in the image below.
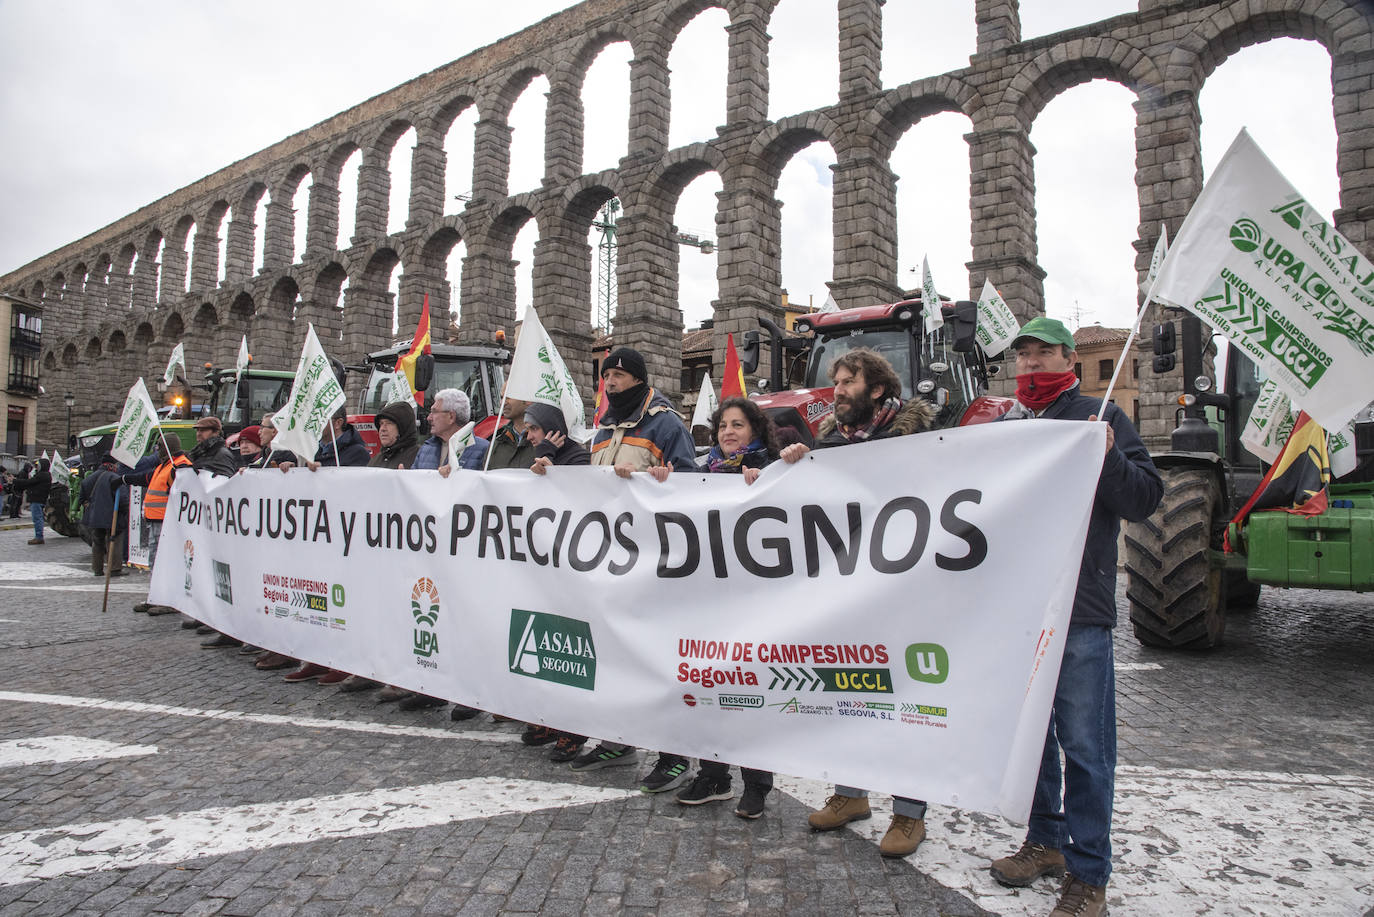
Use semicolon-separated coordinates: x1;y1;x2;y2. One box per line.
101;486;122;614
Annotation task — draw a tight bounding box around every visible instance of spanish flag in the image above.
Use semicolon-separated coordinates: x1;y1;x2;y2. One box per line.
722;333;746;400
395;295;432;406
1226;411;1330;550
592;374;608;427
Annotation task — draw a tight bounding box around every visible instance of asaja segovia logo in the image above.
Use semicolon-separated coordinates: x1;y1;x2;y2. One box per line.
508;610;597;690
410;577;440;668
905;643;949;684
1229;218;1262;253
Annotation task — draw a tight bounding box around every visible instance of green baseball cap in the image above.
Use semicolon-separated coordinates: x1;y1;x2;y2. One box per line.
1011;316;1076;351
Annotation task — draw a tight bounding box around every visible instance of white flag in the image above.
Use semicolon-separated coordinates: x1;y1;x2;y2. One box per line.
1239;378;1297;465
819;293;840;314
236;336;250;382
1139;223;1169;297
974;278;1019;357
271;324;346;460
921;256;943;333
506;306;589;443
50;450;71;487
111;378;161;467
445;420;478;470
40;449;50;466
1328;413;1363;479
379;371;414;407
162;343;185;386
1151;129;1374;431
690;373;718;429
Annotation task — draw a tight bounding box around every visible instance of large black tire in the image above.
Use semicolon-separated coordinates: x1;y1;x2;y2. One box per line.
44;486;81;539
1125;467;1226;649
1225;570;1262;609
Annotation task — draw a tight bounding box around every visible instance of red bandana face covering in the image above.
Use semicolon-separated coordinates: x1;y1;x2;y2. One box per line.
1016;371;1079;410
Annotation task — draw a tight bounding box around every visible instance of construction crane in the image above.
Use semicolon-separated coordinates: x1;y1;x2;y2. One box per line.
593;199;620;331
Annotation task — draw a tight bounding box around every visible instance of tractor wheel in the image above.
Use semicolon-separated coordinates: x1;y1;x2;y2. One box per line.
1124;467;1226;649
44;486;81;539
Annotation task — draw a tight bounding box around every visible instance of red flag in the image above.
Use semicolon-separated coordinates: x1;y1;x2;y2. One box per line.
1225;411;1330;551
395;295;432;406
592;374;608;427
722;334;746;400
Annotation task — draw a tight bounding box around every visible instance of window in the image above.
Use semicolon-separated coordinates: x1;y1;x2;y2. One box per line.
1132;358;1139;380
1098;358;1113;381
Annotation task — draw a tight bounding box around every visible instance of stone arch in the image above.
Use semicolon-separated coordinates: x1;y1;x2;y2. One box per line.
863;75;986;162
134;321;155;348
85;336;102;359
31;280;45;303
1166;1;1367;93
300;261;349;344
107;329;127;353
743;112;846;187
43;351;58;372
62;343;78;367
428;90;479;137
479;62;554;124
164;215;197;298
160;311;185;343
994;38;1166;132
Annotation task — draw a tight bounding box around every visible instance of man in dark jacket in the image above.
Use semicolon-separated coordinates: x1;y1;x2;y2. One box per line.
189;417;238;477
780;347;938;859
413;389;489;475
79;454;128;576
10;458;52;543
574;347;697;790
986;316;1163;917
484;396;535;470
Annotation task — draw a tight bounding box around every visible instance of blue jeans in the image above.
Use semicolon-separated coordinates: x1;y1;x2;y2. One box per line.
835;786;927;819
29;501;44;540
1026;623;1116;886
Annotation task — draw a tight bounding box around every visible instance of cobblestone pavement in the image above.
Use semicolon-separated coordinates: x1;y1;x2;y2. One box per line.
1;528;1371;916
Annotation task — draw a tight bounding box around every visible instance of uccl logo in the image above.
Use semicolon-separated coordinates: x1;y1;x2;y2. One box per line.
411;577;440;661
1229;218;1262;253
508;609;597;690
905;643;949;684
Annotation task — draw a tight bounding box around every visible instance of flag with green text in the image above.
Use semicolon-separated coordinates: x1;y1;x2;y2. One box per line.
271;324;346;460
111;378;161;466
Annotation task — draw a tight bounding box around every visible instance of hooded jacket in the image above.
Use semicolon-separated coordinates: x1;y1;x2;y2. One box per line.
10;459;52;504
369;402;421;470
1000;383;1163;628
526;402;590;467
814;397;938;447
312;424;371;467
590;386;696;471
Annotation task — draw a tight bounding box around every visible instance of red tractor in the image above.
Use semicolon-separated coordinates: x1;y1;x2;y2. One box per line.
350;340;512;454
741;296;1014;444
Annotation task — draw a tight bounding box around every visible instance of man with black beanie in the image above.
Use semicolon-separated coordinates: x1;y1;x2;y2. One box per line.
572;346;697;793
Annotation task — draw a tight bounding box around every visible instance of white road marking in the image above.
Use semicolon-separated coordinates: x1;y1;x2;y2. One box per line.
0;777;635;885
778;765;1374;916
0;583;149;594
0;691;520;745
0;562;97;580
0;735;158;768
1115;662;1163;671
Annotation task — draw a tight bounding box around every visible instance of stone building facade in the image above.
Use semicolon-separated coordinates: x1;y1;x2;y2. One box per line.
2;0;1371;452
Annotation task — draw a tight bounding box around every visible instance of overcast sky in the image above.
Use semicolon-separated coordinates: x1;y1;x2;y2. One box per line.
0;1;1340;335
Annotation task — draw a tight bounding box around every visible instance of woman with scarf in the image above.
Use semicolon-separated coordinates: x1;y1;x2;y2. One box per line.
651;397;779;819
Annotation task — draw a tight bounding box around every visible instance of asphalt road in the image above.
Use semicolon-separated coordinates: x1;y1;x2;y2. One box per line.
1;526;1371;916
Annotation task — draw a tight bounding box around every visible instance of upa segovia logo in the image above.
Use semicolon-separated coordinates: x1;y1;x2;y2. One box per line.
410;577;440;668
905;643;949;684
508;610;597;690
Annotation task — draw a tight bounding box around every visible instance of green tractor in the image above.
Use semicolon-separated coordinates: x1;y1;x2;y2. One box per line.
1124;312;1374;649
50;364;296;540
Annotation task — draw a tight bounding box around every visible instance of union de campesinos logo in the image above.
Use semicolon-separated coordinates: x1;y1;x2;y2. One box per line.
410;577;440;669
508;609;597;690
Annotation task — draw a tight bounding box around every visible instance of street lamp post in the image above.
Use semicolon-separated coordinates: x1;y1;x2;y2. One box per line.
63;392;74;452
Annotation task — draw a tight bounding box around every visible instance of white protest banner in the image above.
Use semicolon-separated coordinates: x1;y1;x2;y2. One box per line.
974;278;1019;357
111;378;161;467
50;450;71;488
690;373;717;429
1240;378;1297;465
507;306;588;442
163;343;185;386
152;419;1103;821
271;324;345;460
445;421;477;470
127;485;151;568
236;336;250;382
921;256;943;334
1151;129;1374;431
1139;223;1169;297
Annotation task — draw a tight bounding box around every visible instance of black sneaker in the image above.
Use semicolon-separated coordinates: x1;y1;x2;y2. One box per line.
734;785;768;819
640;757;691;793
521;724;558;746
676;773;733;806
569;743;640;771
549;736;585;763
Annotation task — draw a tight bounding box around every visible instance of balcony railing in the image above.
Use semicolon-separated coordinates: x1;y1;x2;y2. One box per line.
9;326;41;352
7;371;40;394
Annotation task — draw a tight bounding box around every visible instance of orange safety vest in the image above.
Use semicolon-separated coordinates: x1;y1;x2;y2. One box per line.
145;454;193;520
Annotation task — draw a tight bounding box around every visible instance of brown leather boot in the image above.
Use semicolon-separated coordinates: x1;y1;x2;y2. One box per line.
878;815;925;857
1048;874;1107;916
807;793;871;831
990;841;1066;887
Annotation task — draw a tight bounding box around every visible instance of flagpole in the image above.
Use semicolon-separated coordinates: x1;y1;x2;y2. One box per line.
482;395;507;472
1098;274;1162;417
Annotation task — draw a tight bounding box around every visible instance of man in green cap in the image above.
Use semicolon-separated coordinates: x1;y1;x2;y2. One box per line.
987;315;1162;917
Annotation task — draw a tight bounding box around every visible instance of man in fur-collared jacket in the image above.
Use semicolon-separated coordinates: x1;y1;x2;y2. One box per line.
779;347;936;860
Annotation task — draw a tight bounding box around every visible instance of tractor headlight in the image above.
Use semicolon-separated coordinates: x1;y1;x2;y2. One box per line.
1194;375;1212;392
916;379;936;395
